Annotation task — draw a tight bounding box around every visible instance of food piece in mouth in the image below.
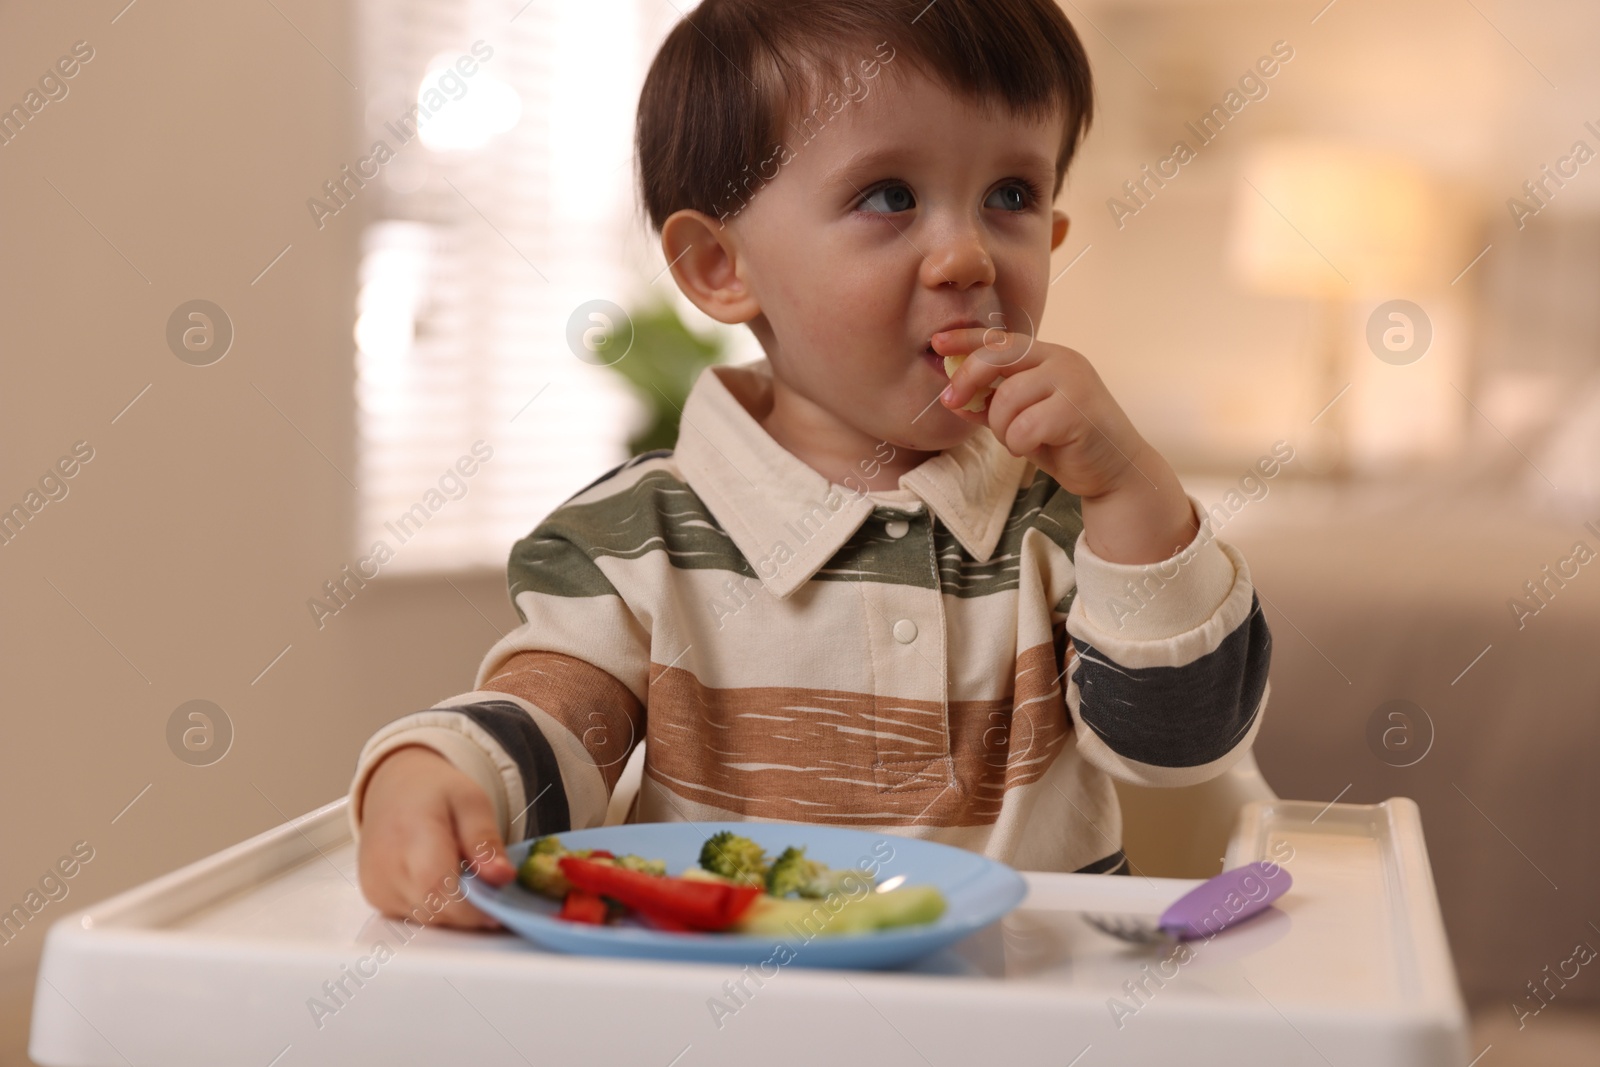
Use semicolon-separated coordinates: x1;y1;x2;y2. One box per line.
942;353;998;413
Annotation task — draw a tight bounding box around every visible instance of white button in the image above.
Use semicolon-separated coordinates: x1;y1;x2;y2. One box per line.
893;619;917;643
884;519;909;539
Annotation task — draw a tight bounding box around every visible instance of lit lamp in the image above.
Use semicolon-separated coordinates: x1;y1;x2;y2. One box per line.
1226;138;1470;477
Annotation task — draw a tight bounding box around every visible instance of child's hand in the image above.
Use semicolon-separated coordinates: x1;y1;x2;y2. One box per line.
934;327;1198;565
935;328;1148;498
356;745;517;930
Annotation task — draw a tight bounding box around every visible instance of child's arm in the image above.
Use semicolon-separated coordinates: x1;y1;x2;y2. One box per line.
348;648;646;850
350;529;649;926
1061;496;1270;785
938;330;1270;783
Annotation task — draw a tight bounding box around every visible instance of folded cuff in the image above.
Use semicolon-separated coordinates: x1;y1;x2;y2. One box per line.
1071;493;1237;642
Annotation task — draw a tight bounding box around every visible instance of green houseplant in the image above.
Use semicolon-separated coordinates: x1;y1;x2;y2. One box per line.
603;299;728;456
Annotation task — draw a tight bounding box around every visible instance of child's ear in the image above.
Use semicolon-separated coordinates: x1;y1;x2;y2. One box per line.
1050;210;1070;252
659;209;761;326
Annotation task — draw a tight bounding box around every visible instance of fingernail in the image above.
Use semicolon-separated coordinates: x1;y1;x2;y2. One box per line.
941;385;955;404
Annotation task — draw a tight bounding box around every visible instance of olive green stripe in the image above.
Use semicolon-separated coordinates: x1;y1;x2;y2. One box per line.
507;531;626;607
508;467;753;606
932;470;1083;600
527;467;754;572
508;463;1085;602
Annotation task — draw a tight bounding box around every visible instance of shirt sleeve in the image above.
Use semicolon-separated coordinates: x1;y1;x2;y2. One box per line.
346;529;649;846
1062;493;1272;787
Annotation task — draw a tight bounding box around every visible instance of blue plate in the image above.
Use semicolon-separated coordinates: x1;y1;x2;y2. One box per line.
462;822;1027;969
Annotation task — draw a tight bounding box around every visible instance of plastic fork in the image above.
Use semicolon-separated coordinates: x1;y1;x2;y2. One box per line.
1082;861;1292;944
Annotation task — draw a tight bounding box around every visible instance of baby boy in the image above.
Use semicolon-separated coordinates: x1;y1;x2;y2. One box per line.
351;0;1272;929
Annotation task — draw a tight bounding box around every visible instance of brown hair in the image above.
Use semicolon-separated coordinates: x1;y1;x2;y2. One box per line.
633;0;1095;234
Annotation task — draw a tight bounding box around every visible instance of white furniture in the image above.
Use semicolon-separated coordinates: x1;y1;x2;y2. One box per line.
1114;750;1280;877
1195;476;1600;1008
31;787;1471;1066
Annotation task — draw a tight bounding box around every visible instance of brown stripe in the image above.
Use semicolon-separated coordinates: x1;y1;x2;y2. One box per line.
643;641;1071;826
483;651;644;793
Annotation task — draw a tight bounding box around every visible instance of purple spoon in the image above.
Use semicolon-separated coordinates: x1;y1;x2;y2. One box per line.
1083;861;1292;944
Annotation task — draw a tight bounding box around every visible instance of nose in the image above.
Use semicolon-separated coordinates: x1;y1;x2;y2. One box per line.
919;219;995;290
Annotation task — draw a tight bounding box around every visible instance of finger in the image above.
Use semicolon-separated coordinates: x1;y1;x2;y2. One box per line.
390;812;496;927
985;370;1066;455
358;814;442;921
933;330;1041;409
931;327;1040;369
399;814;501;930
356;831;412;919
937;355;1005;414
449;784;516;888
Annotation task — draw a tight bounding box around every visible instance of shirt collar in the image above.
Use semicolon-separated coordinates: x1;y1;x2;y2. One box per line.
675;359;1028;599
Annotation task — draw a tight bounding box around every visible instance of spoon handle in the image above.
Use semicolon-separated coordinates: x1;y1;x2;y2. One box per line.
1159;860;1292;940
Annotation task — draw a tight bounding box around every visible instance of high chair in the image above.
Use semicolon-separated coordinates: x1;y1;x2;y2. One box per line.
36;743;1473;1064
602;743;1278;879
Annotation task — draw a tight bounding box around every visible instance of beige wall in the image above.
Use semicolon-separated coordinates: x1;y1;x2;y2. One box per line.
0;3;522;1059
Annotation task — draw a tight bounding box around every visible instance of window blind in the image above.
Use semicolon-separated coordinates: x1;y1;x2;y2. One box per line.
351;0;749;572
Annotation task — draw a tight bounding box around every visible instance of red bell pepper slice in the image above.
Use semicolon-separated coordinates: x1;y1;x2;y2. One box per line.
559;889;609;925
558;857;760;932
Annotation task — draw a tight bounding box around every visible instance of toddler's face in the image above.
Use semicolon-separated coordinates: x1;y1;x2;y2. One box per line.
725;63;1071;456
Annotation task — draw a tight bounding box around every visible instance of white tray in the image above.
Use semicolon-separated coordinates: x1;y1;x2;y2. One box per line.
31;796;1470;1066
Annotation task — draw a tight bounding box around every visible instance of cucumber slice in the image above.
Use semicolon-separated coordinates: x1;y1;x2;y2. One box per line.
733;884;947;937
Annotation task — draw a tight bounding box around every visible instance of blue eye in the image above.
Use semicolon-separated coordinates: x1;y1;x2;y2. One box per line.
857;184;916;214
986;179;1043;212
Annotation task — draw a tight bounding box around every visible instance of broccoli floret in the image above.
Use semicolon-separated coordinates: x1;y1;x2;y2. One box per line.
613;854;667;877
518;837;667;896
765;845;875;899
517;835;573;899
699;831;768;887
766;846;823;897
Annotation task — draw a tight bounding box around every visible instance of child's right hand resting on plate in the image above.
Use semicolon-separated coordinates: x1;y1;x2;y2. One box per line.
356;745;517;930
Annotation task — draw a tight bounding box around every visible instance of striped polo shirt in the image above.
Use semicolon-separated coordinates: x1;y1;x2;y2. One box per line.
349;358;1271;875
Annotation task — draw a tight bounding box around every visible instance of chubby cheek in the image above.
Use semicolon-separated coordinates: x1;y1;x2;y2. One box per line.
1016;247;1053;328
786;263;899;382
983;253;1047;337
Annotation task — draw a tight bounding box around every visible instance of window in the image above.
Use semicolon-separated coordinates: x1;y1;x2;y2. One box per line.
351;0;755;571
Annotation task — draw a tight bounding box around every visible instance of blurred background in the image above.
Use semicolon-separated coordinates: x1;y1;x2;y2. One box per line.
2;0;1597;1062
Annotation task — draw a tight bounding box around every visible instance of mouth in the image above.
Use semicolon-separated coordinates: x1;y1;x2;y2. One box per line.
928;318;985;345
921;319;979;374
